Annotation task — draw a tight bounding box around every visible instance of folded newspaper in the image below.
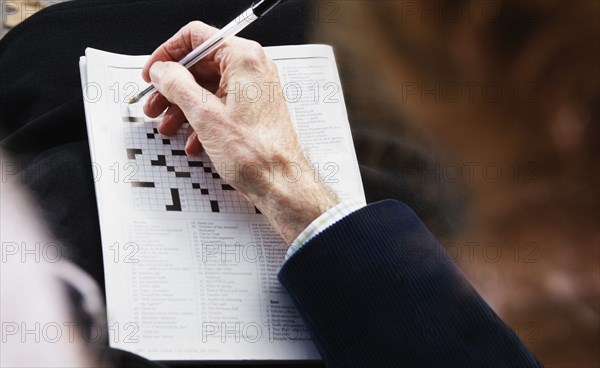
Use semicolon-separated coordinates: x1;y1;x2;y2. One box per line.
79;45;365;362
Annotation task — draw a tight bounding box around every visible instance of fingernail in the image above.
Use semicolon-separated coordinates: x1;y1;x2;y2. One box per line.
185;132;197;155
157;122;165;135
149;61;165;83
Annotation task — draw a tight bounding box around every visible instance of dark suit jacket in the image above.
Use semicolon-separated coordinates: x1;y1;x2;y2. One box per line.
280;200;542;367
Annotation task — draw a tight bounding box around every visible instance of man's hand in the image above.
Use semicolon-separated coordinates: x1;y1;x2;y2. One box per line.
141;21;338;245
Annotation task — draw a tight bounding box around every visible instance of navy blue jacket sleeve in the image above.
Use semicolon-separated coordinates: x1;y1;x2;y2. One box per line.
278;200;542;367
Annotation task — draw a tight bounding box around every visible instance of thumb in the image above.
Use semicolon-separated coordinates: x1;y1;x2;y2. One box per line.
149;61;222;116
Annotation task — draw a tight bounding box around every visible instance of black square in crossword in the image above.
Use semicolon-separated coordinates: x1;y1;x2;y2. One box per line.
121;104;260;214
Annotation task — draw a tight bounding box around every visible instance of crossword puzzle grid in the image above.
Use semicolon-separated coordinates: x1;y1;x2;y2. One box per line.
121;103;260;214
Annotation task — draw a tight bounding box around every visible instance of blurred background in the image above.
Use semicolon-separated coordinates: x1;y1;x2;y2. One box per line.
308;1;598;367
2;0;599;367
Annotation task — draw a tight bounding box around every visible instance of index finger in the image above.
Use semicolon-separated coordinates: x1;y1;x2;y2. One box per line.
142;21;221;83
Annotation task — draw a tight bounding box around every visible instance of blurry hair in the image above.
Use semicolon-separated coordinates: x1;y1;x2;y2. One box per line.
312;0;599;226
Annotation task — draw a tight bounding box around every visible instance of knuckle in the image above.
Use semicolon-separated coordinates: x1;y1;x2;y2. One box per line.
244;41;265;59
236;42;268;72
246;40;263;52
248;41;266;59
177;21;208;48
186;20;205;31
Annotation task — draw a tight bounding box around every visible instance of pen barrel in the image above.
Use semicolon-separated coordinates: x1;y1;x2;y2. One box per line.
252;0;284;17
179;8;258;68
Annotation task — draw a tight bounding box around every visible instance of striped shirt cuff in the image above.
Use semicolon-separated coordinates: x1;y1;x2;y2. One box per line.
285;200;366;261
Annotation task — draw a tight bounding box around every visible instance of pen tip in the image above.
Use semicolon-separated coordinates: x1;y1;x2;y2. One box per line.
128;96;139;105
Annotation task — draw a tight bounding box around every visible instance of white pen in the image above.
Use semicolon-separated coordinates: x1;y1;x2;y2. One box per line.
128;0;284;104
